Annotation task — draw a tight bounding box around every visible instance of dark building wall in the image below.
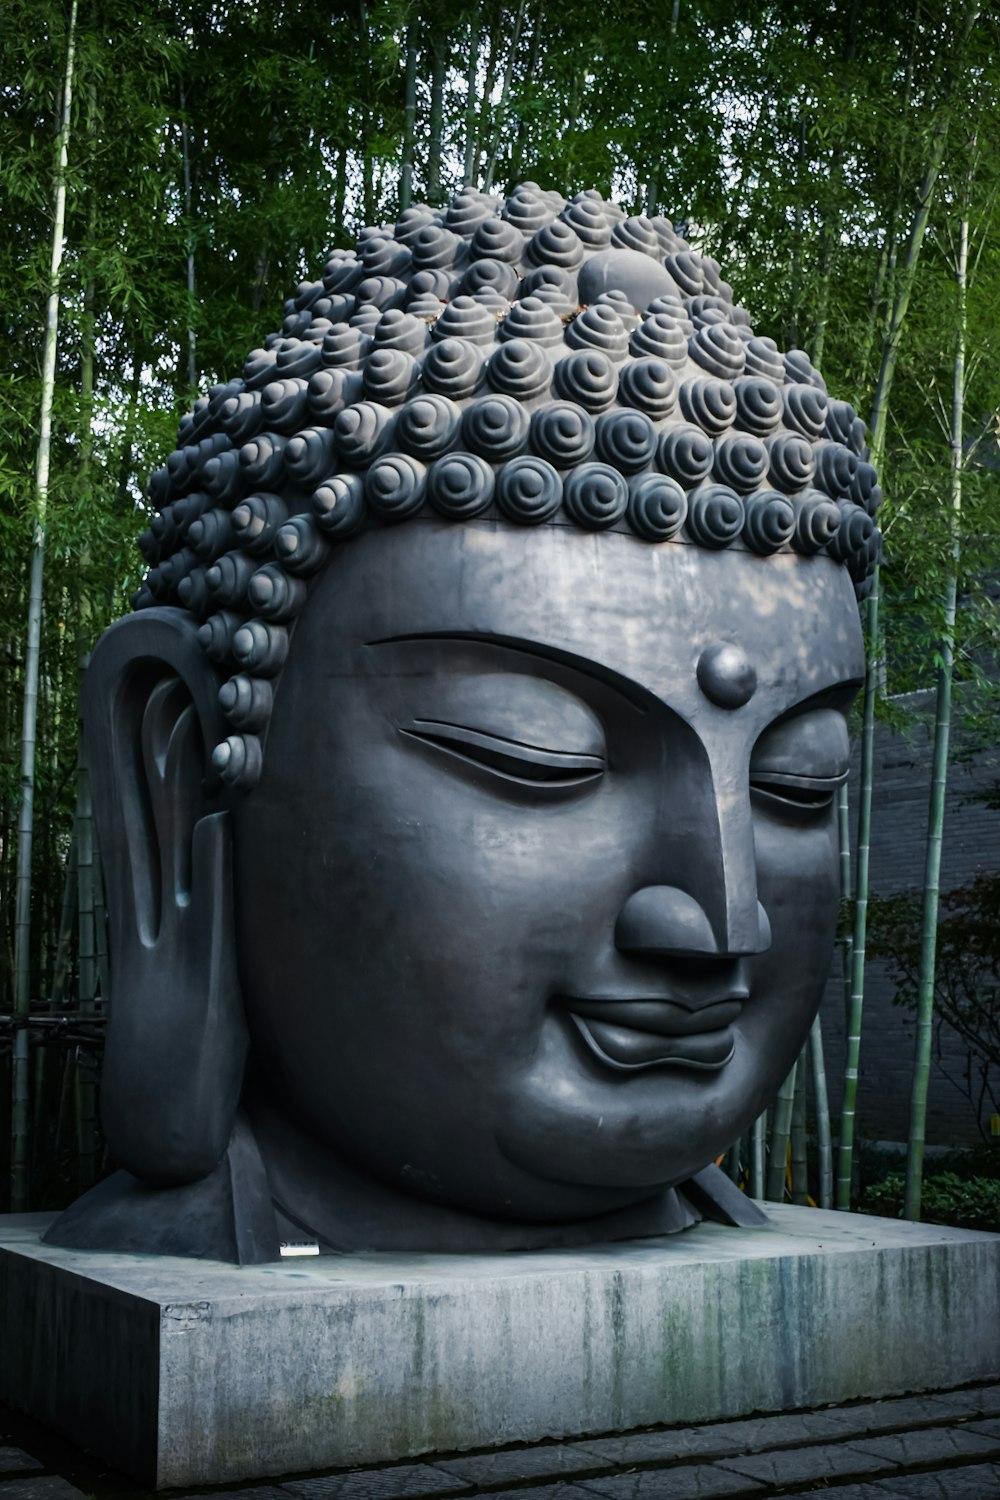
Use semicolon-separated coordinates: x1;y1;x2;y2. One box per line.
819;690;1000;1146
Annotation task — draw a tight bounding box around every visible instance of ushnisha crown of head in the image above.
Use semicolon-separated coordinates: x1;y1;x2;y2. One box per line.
136;182;882;791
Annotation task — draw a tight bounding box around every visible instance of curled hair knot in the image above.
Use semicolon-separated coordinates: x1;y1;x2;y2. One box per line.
595;409;657;473
495;455;563;523
792;491;842;555
679;378;737;435
487;338;553;400
685;483;744;548
619;357;677;420
552;349;618;412
365;452;427;520
562;463;629;529
742;491;796;554
713;433;768;492
311;472;366;537
396;393;462;458
462;395;530;459
658;423;714;487
530;402;595;469
427;451;496;519
627;474;687;541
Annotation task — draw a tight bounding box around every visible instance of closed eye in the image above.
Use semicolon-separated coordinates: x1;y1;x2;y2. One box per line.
750;770;847;812
401;719;606;787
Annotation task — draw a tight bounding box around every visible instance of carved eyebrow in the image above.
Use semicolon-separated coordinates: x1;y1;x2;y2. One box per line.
769;679;864;724
366;631;652;712
407;718;606;762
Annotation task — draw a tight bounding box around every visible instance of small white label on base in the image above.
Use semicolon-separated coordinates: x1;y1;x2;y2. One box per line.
280;1242;320;1257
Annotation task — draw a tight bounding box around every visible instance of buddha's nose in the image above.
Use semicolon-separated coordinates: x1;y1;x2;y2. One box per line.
615;733;771;960
615;885;771;959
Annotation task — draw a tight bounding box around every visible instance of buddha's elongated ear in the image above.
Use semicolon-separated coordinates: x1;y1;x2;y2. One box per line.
85;606;249;1186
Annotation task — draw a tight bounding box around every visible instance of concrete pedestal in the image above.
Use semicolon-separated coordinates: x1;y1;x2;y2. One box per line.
2;1205;998;1489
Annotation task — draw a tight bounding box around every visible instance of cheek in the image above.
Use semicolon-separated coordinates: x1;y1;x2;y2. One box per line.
320;730;633;952
755;811;840;940
750;811;840;1037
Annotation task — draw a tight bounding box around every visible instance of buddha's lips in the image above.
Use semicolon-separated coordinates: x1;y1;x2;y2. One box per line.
558;997;742;1071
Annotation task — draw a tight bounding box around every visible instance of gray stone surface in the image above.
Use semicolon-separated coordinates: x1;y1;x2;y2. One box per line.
174;1491;290;1500
0;1481;86;1500
947;1380;1000;1416
0;1456;42;1478
819;1387;1000;1434
715;1439;899;1485
283;1467;471;1500
580;1468;762;1498
2;1207;999;1489
575;1410;851;1465
431;1444;613;1487
872;1461;1000;1496
931;1383;1000;1416
850;1420;1000;1466
484;1489;611;1500
780;1489;888;1500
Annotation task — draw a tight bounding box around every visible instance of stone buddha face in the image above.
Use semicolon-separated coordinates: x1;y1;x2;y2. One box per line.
49;184;880;1261
235;520;863;1225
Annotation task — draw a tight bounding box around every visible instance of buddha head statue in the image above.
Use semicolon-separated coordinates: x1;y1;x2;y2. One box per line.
48;184;880;1263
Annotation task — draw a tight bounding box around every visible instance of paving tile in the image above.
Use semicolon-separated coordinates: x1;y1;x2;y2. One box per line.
960;1417;1000;1439
281;1466;472;1500
819;1390;1000;1435
0;1480;87;1500
580;1466;762;1498
574;1410;848;1467
0;1457;43;1479
714;1438;899;1486
175;1490;290;1500
778;1487;895;1500
475;1487;612;1500
850;1421;1000;1466
431;1442;614;1487
871;1460;1000;1498
926;1383;1000;1418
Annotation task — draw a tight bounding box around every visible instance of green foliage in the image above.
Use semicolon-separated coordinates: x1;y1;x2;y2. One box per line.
861;1169;1000;1231
2;0;1000;1202
868;877;1000;1129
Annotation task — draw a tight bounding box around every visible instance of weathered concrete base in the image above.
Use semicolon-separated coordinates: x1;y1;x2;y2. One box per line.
2;1205;998;1489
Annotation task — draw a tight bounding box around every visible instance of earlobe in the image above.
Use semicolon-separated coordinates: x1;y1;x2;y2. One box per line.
85;607;249;1186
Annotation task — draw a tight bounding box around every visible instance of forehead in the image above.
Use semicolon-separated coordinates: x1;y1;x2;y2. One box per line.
294;521;865;728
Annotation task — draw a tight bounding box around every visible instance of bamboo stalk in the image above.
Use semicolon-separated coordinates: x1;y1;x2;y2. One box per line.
837;778;854;1028
11;0;78;1212
179;79;197;391
426;32;445;203
483;0;526;192
836;580;878;1210
50;834;78;1007
77;742;96;1008
766;1064;797;1201
31;1036;46;1183
75;654;97;1187
472;8;502;188
835;0;980;1212
903;178;970;1222
791;1048;809;1205
92;840;109;1003
399;21;418;211
462;4;481;184
751;1111;766;1200
810;1014;834;1209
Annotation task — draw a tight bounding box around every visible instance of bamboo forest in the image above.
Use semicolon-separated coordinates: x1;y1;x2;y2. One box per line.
2;0;999;1226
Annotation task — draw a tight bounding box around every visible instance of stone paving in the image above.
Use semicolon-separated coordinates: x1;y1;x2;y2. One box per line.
2;1382;999;1500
